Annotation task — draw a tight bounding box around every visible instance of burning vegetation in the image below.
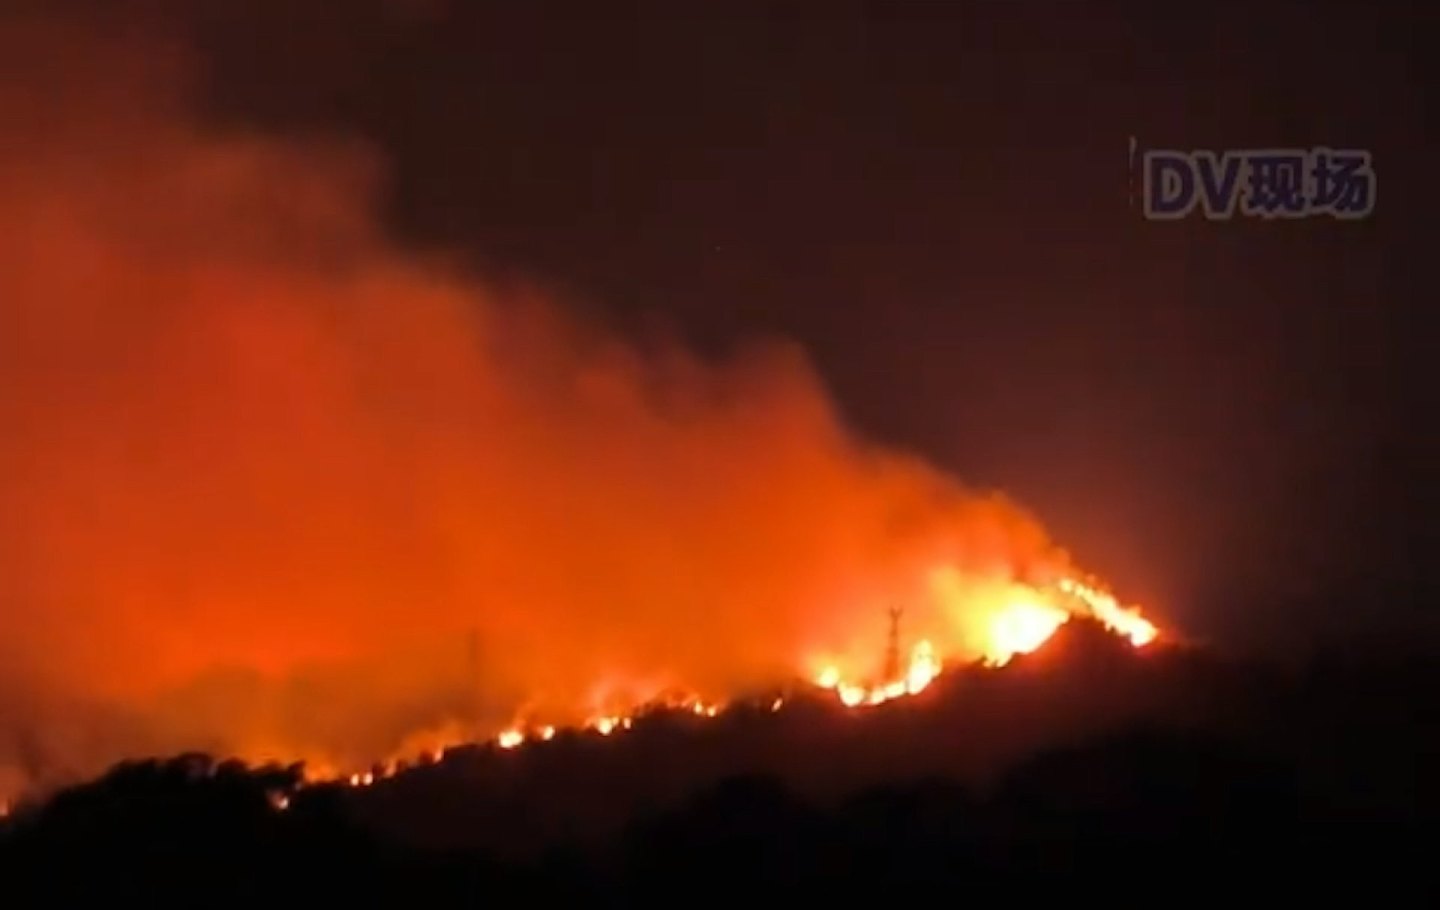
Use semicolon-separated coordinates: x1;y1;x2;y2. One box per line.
0;14;1161;805
280;573;1158;793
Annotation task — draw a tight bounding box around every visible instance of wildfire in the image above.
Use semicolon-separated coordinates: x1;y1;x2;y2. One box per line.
815;637;943;708
260;571;1160;802
491;693;722;752
1058;577;1158;646
0;27;1180;817
809;574;1158;709
984;598;1069;667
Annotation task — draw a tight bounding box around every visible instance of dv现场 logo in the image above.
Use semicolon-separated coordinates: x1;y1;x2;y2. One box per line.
1132;141;1375;221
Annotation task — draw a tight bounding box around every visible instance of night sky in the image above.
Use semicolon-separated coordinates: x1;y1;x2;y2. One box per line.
107;1;1433;649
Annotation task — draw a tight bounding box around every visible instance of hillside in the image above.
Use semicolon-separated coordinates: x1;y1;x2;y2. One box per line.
3;619;1435;901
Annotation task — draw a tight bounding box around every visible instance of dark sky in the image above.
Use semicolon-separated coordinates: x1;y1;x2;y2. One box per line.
145;0;1430;650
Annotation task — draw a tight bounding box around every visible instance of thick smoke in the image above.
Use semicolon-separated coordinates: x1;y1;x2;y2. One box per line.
0;14;1077;797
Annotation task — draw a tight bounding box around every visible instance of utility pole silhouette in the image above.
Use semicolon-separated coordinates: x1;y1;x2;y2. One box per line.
465;627;481;711
884;605;903;682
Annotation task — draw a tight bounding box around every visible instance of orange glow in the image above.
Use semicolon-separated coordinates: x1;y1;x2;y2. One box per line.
814;637;942;708
295;572;1162;794
1058;578;1159;646
799;574;1157;716
0;16;1167;805
984;598;1070;666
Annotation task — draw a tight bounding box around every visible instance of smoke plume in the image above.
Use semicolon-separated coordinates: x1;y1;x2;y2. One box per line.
0;13;1083;798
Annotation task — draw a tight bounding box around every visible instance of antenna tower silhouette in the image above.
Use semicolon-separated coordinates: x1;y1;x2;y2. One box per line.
884;605;903;682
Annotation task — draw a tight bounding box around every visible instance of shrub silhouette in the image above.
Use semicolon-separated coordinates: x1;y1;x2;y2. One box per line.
3;623;1437;901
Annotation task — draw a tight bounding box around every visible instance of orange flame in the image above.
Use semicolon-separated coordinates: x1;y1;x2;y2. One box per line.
281;569;1160;795
0;17;1168;807
804;573;1156;715
1058;577;1159;646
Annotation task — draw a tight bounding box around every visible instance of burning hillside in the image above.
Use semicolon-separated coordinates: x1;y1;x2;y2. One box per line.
0;13;1161;804
236;615;1173;859
210;573;1159;792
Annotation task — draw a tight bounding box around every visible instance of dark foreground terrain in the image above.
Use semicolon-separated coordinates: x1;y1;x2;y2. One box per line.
2;620;1437;903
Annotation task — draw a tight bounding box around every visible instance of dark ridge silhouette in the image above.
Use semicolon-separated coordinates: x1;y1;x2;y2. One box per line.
2;617;1437;901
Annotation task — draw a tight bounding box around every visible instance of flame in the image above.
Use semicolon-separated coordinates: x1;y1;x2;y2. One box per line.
983;599;1069;667
1058;578;1159;646
906;640;941;693
271;571;1161;800
296;571;1162;792
0;17;1170;807
814;637;941;709
805;573;1157;713
477;690;732;753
